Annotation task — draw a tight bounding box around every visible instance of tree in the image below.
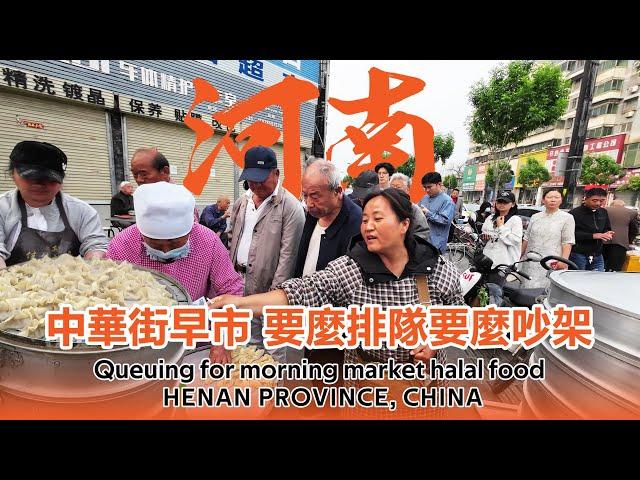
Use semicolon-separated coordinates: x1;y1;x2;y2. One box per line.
617;176;640;193
517;158;551;203
579;154;623;186
485;160;514;192
443;174;458;189
388;132;454;179
342;174;354;188
396;155;415;178
468;60;570;199
434;133;455;165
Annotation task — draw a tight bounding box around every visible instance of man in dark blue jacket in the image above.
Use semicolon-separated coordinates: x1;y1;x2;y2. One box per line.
199;195;231;247
294;159;362;381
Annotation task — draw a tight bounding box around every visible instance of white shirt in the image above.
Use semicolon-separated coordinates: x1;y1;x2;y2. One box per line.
481;215;523;269
7;204;49;252
236;182;280;266
302;223;327;277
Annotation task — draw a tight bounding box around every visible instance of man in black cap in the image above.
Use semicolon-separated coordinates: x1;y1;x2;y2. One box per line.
0;141;108;269
215;146;305;364
347;170;380;208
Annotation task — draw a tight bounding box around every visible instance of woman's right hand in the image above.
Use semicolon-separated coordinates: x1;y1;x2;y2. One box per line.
208;295;243;309
209;345;232;364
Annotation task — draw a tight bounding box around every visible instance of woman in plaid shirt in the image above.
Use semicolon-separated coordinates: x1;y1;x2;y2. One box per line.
210;188;464;417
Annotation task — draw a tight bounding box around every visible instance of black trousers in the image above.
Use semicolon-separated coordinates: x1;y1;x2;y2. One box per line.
603;244;628;272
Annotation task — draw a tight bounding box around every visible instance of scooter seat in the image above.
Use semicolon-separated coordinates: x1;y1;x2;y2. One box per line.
502;286;546;307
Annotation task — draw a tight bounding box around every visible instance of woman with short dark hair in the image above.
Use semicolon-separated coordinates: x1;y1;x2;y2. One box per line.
374;162;395;190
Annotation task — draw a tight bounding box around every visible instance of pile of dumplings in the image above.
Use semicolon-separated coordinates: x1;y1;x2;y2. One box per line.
206;346;278;389
0;254;177;339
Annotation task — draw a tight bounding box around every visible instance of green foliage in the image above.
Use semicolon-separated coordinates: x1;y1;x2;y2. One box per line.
468;61;570;151
579;155;623;185
396;155;415;178
443;174;458;189
434;133;455;165
518;158;551;189
485;160;514;189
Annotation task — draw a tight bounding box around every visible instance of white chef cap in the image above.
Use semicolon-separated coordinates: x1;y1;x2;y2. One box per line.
134;181;195;239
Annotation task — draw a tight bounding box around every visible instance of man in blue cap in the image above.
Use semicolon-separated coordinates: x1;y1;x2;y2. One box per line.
216;146;305;364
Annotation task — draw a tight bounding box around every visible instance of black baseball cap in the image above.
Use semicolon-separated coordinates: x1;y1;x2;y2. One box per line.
352;170;380;200
238;146;278;183
9;141;67;183
497;191;516;203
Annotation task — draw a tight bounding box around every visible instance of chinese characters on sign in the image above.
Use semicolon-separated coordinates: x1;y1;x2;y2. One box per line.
327;67;436;203
46;304;595;352
182;75;319;196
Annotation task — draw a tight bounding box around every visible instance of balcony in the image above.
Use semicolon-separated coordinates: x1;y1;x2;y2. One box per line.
587;114;617;129
596;67;627;84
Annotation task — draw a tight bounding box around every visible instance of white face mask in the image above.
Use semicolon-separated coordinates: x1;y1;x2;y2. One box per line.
144;241;190;263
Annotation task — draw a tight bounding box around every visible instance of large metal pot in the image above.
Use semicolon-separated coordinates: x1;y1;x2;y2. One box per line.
523;271;640;419
0;265;192;418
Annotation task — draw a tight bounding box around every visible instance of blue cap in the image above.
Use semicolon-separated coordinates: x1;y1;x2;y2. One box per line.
239;146;278;183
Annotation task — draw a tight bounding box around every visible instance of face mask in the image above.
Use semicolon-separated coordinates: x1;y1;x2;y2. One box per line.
144;241;190;263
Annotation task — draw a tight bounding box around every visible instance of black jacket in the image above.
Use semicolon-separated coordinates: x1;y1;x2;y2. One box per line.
293;195;362;278
569;205;612;256
347;232;441;283
110;191;134;216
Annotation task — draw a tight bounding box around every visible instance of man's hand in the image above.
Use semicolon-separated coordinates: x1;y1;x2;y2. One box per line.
594;231;614;242
410;344;436;363
0;257;6;270
85;251;107;260
209;345;232;364
222;210;231;219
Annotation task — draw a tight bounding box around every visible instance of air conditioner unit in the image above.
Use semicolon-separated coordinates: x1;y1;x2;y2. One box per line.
630;85;639;94
625;110;636;118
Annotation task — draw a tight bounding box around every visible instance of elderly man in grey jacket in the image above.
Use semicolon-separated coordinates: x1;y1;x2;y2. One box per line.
223;146;305;364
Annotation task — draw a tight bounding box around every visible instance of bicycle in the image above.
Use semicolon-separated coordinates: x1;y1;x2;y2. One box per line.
444;222;486;273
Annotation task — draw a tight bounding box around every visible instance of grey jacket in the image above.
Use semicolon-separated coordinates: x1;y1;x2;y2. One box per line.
0;189;109;260
412;203;431;242
229;186;305;295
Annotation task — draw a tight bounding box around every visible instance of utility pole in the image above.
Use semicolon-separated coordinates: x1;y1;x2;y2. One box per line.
561;60;599;209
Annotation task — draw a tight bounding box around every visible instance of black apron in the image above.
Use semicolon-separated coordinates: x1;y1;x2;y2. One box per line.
6;192;81;267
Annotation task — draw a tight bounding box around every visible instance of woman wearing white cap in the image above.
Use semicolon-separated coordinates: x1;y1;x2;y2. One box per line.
106;182;243;302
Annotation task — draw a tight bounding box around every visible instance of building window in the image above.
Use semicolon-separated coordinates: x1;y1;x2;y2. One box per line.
590;102;619;117
594;78;624;97
622;98;638;113
586;126;614;139
623;143;640;168
599;59;629;73
569;98;578;110
617;122;633;134
571;79;582;93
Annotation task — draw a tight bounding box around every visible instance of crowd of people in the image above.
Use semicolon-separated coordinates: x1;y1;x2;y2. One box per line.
1;139;638;418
